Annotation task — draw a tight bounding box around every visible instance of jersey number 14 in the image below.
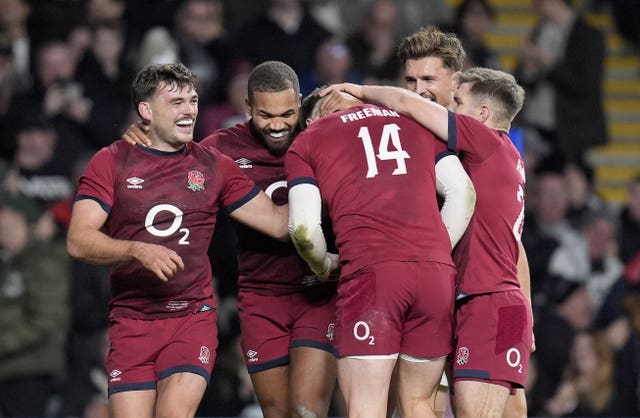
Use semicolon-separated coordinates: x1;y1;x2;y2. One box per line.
359;123;411;179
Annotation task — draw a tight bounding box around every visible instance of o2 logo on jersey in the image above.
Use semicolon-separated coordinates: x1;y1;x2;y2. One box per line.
506;347;523;373
353;321;375;345
145;204;190;245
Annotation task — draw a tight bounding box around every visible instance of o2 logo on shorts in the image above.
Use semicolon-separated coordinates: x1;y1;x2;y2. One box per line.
506;347;523;373
353;321;375;345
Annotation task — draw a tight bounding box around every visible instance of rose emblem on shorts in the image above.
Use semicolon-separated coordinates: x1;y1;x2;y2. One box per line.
199;346;210;364
326;323;335;341
187;170;205;191
456;347;470;365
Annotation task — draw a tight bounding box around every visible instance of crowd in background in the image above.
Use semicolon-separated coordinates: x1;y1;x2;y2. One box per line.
0;0;639;416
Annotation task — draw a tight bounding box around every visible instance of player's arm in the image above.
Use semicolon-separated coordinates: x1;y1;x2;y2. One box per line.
228;189;290;242
517;240;535;352
320;83;449;140
288;183;339;280
436;154;476;248
67;199;184;281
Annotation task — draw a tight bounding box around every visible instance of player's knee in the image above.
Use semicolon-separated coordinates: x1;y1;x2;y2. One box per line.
291;403;323;418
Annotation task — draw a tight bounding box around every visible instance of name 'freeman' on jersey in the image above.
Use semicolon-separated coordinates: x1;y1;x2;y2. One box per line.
340;107;400;124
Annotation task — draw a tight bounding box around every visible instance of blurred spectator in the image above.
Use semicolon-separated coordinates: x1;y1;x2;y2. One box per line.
0;0;31;90
619;176;640;265
232;0;332;76
544;330;637;416
121;0;181;50
84;0;125;26
135;0;232;106
57;154;111;417
196;64;250;138
345;0;402;85
75;21;132;150
450;0;501;70
3;40;91;168
300;36;362;95
563;159;608;229
522;166;588;306
26;0;84;48
529;280;594;415
339;0;453;38
579;211;624;315
0;200;70;417
515;0;607;162
3;116;75;214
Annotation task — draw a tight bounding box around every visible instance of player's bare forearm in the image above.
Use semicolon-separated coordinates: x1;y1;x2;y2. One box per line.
321;84;449;140
230;191;290;242
67;200;183;281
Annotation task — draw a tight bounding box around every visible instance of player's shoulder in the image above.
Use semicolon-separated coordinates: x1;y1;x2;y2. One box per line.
201;121;251;148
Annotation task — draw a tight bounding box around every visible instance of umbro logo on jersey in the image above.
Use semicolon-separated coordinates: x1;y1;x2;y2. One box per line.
126;177;144;189
235;158;253;169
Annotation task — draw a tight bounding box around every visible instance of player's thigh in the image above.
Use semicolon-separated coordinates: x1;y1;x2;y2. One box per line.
454;380;510;418
502;388;527;418
250;364;290;416
337;357;396;412
289;346;336;415
395;356;446;412
155;372;207;418
109;390;156;418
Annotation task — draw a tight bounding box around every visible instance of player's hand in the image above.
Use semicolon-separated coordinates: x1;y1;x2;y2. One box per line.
531;331;536;353
319;83;364;100
318;252;341;282
317;90;364;119
122;121;152;147
132;242;184;282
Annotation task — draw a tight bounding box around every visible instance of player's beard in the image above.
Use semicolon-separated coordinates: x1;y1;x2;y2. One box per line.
250;121;293;156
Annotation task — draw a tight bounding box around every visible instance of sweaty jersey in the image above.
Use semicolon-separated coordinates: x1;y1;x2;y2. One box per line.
76;141;259;319
446;111;526;296
200;121;313;295
286;104;454;277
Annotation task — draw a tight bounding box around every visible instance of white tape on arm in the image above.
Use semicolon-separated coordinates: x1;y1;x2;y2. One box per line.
436;155;476;248
288;183;331;278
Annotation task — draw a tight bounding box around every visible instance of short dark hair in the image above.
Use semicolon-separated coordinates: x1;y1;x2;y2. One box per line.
131;63;198;117
397;25;466;72
457;67;525;124
297;87;325;132
247;61;300;104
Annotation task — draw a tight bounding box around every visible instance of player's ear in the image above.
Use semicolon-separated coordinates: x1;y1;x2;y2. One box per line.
138;102;152;121
479;104;490;123
245;97;252;116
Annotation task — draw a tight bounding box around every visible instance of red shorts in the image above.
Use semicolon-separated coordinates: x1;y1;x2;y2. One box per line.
106;310;217;396
334;261;455;358
238;285;337;373
451;290;533;389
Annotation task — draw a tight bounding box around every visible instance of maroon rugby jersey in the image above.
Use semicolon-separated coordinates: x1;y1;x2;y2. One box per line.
286;104;454;277
446;111;526;296
76;140;259;319
200;121;314;295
